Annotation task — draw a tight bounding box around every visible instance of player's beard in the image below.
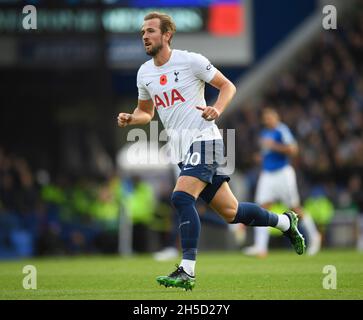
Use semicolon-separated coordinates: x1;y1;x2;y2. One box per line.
146;41;163;57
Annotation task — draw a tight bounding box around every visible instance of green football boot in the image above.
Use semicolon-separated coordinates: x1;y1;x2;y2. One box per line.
156;265;195;291
283;210;306;255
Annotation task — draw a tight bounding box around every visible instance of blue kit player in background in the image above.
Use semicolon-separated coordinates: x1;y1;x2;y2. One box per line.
117;12;306;291
244;107;321;257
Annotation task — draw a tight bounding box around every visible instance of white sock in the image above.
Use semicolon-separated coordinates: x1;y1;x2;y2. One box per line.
180;259;196;276
275;214;290;232
302;214;319;239
255;227;269;251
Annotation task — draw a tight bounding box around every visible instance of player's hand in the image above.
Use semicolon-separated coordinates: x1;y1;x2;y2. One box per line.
117;113;133;127
196;106;220;121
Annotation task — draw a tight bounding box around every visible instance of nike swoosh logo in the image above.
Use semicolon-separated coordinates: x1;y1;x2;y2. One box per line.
179;221;190;228
146;82;152;86
183;167;194;171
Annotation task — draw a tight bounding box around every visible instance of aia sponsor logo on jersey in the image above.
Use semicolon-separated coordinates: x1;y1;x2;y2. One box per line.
160;75;167;85
154;89;185;109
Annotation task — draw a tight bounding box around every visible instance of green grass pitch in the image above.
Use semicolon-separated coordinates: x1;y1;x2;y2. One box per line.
0;249;362;300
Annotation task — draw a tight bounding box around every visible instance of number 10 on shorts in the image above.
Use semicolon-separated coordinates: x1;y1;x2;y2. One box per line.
185;152;201;166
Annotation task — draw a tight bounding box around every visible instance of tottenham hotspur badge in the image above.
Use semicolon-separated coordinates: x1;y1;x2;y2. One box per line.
174;71;179;82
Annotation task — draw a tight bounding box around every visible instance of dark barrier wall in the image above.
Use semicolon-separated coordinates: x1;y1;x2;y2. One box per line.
253;0;317;60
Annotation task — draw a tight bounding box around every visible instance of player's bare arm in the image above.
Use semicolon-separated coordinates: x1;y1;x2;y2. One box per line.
117;99;154;127
196;70;236;121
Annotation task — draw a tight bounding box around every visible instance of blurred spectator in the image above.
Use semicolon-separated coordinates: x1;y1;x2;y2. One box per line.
347;175;363;251
303;187;335;245
151;180;179;261
224;6;363;217
91;175;122;254
349;175;363;214
125;175;156;253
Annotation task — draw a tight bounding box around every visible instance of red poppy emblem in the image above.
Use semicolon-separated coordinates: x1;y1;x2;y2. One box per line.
160;75;167;85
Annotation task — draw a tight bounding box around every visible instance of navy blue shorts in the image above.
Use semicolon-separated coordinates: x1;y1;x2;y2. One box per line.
178;140;230;204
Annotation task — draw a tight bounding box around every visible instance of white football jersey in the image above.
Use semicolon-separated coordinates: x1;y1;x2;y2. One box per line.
137;49;222;163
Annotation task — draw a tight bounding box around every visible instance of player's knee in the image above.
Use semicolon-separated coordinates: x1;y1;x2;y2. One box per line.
171;191;196;209
218;205;239;223
226;208;239;223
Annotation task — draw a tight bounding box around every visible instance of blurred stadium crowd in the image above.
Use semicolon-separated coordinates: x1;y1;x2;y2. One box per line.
0;147;124;258
1;3;363;259
224;9;363;213
0;147;226;258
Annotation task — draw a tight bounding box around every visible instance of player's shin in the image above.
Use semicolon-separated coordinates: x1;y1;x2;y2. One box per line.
229;202;290;231
171;191;201;276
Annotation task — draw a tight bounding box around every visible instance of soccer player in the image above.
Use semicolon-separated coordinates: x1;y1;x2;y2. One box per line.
244;108;321;257
117;12;306;291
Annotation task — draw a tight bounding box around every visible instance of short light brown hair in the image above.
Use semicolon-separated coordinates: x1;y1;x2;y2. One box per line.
144;12;176;45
